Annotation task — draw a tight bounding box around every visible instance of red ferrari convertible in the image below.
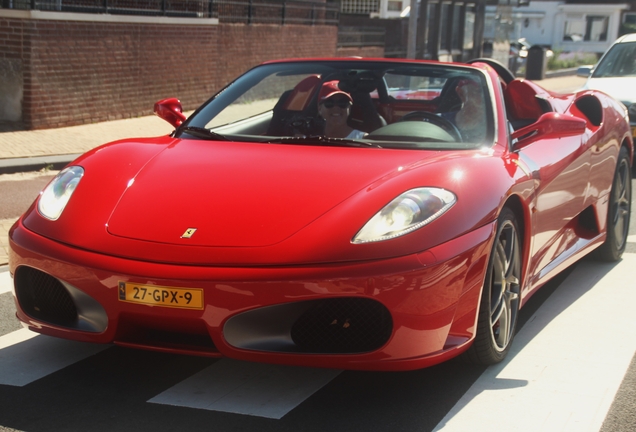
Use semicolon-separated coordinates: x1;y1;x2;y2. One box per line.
8;58;633;371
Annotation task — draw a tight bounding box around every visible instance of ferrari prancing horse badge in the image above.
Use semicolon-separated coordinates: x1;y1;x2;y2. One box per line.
181;228;197;238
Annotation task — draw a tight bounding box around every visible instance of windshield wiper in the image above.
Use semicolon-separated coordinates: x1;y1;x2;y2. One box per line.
179;126;230;141
265;135;382;148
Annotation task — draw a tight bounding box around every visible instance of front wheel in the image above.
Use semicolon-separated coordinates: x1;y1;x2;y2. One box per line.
463;207;522;365
594;146;632;262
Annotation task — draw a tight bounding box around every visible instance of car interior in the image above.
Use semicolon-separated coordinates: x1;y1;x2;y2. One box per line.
251;69;492;147
185;61;590;148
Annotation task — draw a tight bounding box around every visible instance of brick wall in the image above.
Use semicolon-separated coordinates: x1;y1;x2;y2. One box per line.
0;16;25;123
23;20;219;129
217;24;338;91
336;46;384;58
0;16;24;58
0;12;337;130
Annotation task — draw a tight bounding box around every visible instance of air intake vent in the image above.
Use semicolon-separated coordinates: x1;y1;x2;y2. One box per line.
291;298;392;354
14;266;78;326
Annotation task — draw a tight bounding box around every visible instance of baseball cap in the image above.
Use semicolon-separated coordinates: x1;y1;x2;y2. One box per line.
318;81;353;104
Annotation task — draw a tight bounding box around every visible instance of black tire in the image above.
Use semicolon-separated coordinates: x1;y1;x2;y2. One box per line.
594;146;632;262
463;207;522;365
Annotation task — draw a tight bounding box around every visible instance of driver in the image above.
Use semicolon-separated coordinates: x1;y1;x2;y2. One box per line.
317;81;365;139
441;78;487;142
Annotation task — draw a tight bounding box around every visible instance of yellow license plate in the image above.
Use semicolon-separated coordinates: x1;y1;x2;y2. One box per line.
632;126;636;137
118;282;203;310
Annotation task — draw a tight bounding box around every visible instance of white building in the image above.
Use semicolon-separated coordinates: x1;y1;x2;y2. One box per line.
372;0;410;19
484;1;629;53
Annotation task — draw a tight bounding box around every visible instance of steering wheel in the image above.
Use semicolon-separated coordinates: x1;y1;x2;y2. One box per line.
400;111;462;142
466;58;516;85
281;114;323;136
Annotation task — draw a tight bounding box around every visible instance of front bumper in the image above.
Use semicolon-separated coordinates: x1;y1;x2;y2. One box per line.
9;219;495;371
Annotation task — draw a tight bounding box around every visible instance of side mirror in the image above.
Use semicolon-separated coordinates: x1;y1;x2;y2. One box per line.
511;112;587;149
154;98;186;128
576;65;593;77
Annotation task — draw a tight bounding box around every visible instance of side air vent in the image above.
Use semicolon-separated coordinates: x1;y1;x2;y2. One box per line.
575;95;603;126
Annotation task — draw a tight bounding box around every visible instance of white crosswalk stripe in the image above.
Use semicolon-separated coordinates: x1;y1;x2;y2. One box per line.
0;329;109;387
434;254;636;432
0;271;12;294
149;359;341;419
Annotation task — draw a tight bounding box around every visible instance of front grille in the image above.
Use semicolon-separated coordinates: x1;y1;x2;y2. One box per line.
14;266;78;326
115;316;219;356
291;298;392;354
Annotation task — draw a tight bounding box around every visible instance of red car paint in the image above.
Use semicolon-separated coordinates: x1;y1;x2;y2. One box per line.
8;58;633;370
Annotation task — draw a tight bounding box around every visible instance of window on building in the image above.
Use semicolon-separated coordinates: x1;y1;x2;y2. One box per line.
585;15;609;41
623;12;636;34
425;2;438;58
464;6;475;51
451;3;463;51
624;13;636;25
440;3;451;51
564;14;609;42
341;0;380;15
387;1;402;12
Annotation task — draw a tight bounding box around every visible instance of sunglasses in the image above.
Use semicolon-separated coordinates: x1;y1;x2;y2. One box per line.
322;100;351;109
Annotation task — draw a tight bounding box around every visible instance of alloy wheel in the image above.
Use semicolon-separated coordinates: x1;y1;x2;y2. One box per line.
610;157;631;251
489;220;521;352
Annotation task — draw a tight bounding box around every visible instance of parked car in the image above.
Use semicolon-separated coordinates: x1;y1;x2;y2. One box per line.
511;38;554;59
578;33;636;140
483;38;552;76
8;57;633;371
511;38;531;60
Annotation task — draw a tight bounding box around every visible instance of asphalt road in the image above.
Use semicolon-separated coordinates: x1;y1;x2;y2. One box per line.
0;71;635;430
0;171;53;219
0;170;635;431
1;254;634;431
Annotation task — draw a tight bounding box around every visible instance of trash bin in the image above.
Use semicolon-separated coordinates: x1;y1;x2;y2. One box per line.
525;45;547;80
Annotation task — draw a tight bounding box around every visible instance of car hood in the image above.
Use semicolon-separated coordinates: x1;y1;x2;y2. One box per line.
106;140;440;247
24;138;507;265
585;77;636;104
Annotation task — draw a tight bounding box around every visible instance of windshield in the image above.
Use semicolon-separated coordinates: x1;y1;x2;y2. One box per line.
593;41;636;78
182;60;495;150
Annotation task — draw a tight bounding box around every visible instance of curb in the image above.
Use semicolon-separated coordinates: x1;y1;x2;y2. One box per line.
0;154;80;175
516;67;578;80
545;67;579;78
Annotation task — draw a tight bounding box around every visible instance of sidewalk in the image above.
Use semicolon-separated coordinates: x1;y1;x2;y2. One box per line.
0;114;176;173
0;74;588;266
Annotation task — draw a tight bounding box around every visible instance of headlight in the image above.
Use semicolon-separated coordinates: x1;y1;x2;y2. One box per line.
38;166;84;220
352;187;456;244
